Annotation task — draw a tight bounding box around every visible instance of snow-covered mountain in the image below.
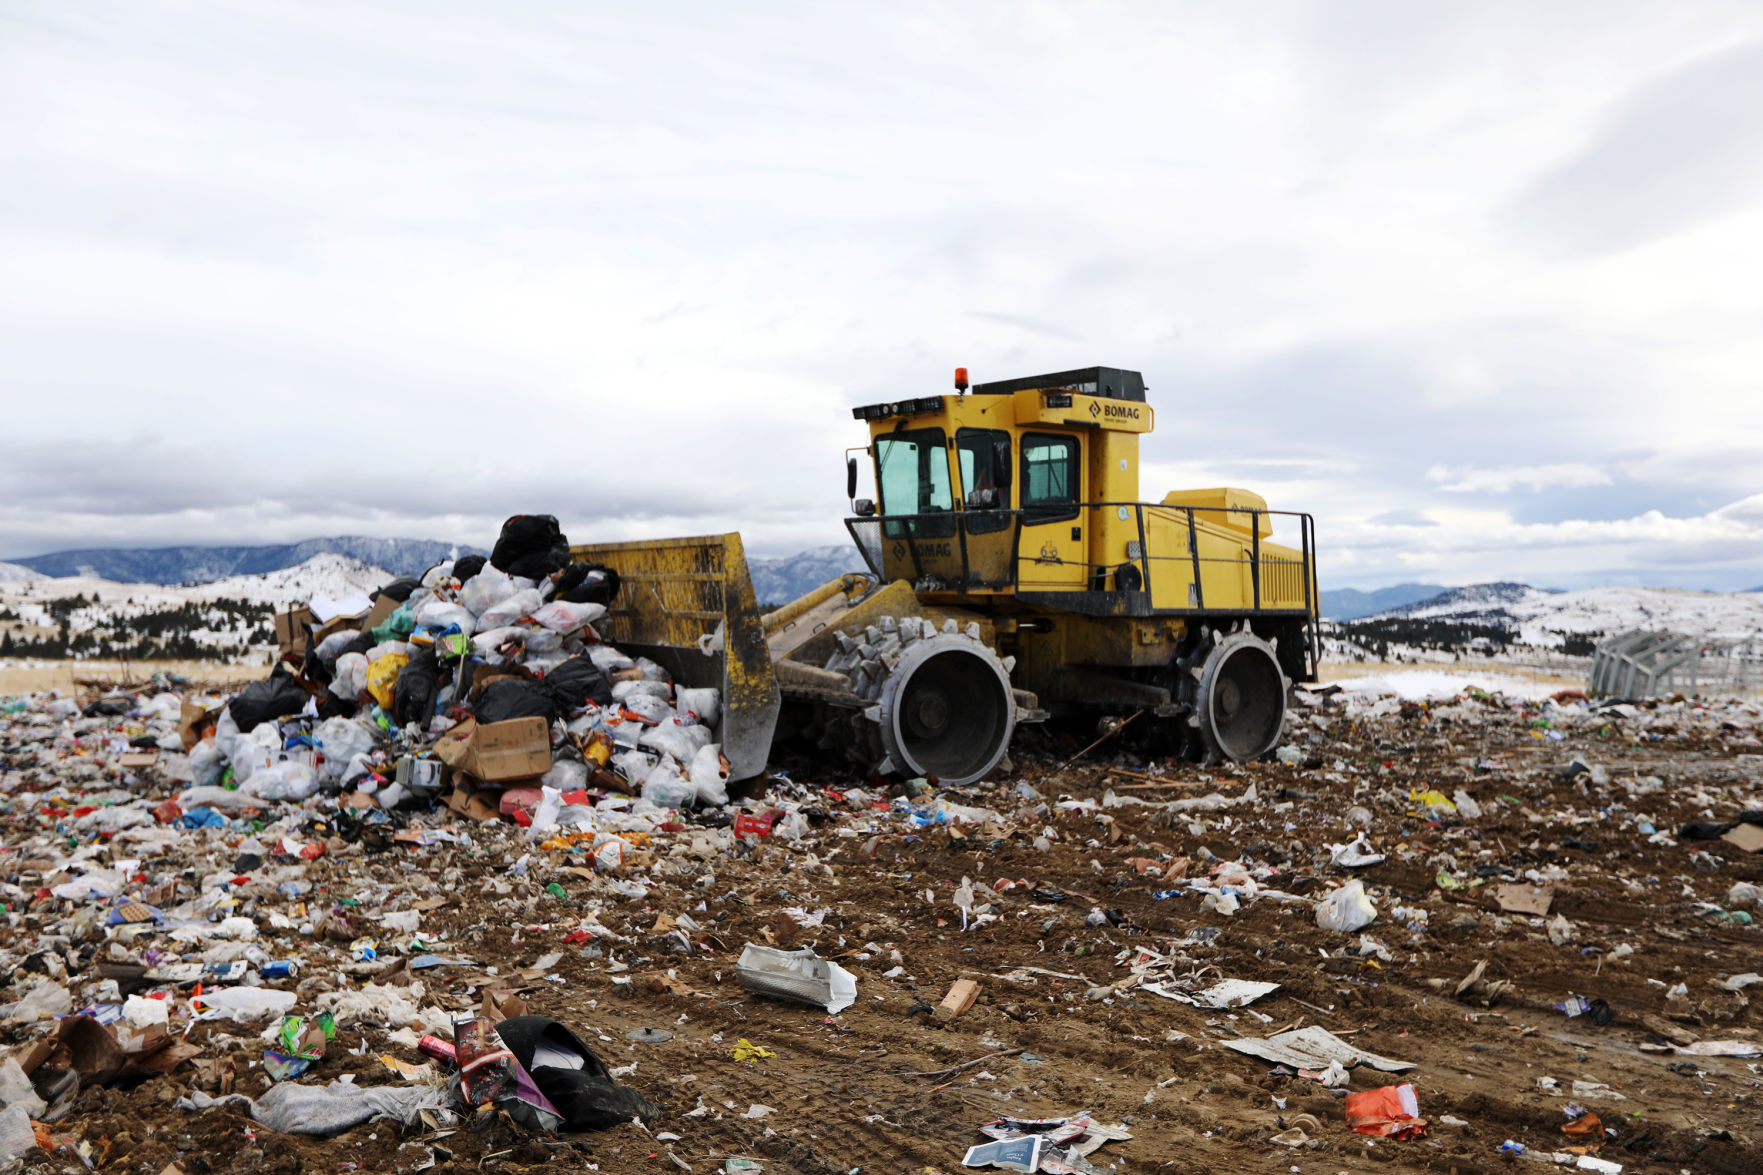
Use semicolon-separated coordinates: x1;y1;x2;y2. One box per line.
0;554;397;660
0;562;36;582
748;544;870;606
1346;581;1763;652
4;537;475;584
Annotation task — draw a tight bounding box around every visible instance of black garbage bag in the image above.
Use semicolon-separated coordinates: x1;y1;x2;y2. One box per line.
336;630;376;662
374;576;423;604
453;554;488;583
474;678;557;724
491;514;571;580
493;1016;662;1130
82;699;132;718
544;655;612;713
393;647;441;728
229;668;310;733
553;561;620;605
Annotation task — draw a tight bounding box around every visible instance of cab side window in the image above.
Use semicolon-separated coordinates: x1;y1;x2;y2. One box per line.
1021;434;1079;524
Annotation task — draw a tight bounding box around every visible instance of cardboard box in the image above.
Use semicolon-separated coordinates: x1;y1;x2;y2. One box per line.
119;751;159;769
434;717;551;782
274;607;314;657
178;702;218;751
1494;884;1553;915
445;783;502;822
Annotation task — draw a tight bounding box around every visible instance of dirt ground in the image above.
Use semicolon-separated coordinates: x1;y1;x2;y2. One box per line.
0;660;263;695
3;686;1761;1175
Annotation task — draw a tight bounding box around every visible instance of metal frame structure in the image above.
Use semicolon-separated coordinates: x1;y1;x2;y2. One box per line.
1589;628;1763;699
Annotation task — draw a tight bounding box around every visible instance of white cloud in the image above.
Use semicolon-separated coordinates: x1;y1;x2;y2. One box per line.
1425;464;1615;493
0;2;1760;593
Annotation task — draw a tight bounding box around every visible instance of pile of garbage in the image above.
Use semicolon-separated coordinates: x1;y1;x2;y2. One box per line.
186;513;733;825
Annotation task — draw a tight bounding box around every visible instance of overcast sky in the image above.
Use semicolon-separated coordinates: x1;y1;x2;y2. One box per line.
4;1;1762;590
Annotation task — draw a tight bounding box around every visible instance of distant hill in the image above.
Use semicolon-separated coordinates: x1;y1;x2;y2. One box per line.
1333;582;1763;660
6;537;481;584
1318;582;1446;621
748;544;870;607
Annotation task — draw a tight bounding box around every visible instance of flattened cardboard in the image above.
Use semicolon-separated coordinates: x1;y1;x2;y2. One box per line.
436;717;550;782
1721;822;1763;854
119;751;159;769
274;607;314;656
1494;884;1554;915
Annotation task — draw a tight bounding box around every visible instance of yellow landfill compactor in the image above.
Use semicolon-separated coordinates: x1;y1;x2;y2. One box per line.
570;366;1318;787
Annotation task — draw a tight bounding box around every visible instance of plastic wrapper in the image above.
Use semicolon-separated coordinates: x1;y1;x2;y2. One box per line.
1316;880;1378;932
735;943;858;1013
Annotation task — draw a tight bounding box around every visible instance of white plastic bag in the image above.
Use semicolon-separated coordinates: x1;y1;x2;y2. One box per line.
531;600;606;633
1316;880;1377;932
612;678;672;703
241;760;320;802
612;749;654;786
476;588;543;630
689;742;729;807
314;629;359;663
413;598;476;636
461;565;530;617
642;717;713;763
330;652;369;700
676;686;721;726
541;759;589;792
187;740;227;788
588;645;636;673
621;694;674;723
315;717;377;782
640;756;696;808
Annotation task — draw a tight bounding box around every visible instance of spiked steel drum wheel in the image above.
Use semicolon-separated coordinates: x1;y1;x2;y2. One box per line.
1184;626;1289;763
874;632;1016;785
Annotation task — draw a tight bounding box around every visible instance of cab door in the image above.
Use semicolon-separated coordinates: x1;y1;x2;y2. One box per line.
1015;432;1088;592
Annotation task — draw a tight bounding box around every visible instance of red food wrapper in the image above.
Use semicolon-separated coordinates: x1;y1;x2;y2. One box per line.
733;811;777;839
453;1017;513;1107
153;800;184;825
1345;1083;1428;1139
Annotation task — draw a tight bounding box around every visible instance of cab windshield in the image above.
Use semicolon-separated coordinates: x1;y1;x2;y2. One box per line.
875;428;954;539
875;428;951;515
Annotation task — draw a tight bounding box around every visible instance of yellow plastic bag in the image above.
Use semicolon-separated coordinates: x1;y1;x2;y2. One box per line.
367;654;408;709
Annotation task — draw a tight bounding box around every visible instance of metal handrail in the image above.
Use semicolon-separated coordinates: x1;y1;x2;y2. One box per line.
846;500;1317;610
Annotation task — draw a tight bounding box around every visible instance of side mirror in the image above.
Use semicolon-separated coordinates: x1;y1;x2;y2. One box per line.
853;498;877;517
845;456;858;500
992;437;1013;492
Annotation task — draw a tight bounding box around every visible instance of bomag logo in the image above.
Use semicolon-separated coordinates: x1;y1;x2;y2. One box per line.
1102;402;1140;420
892;540;953;559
